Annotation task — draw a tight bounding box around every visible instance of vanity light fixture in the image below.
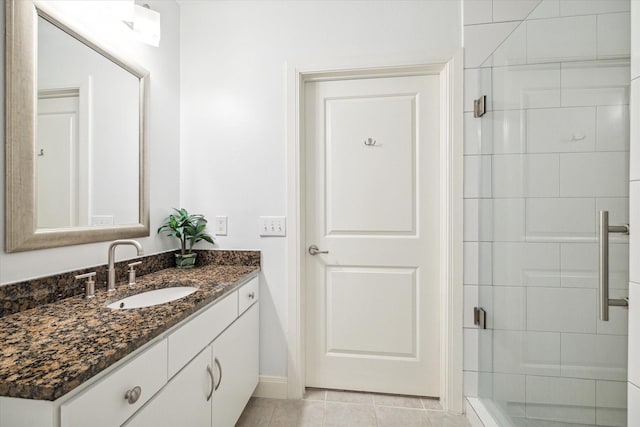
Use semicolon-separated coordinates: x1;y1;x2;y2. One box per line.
123;3;161;47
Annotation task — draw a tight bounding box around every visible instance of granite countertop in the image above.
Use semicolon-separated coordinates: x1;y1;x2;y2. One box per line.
0;263;259;401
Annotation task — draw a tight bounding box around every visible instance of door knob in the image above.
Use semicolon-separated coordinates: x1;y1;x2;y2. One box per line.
308;245;328;256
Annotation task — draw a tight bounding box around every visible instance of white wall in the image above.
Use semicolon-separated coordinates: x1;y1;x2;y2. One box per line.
179;0;462;378
628;0;640;424
0;0;181;284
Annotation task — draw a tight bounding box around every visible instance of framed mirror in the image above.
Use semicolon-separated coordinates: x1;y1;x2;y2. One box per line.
5;0;149;252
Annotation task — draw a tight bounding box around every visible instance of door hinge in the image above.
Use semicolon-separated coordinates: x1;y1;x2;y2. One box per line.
473;307;486;329
473;95;487;118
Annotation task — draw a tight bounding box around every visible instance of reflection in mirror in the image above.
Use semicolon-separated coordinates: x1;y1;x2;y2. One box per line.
37;16;140;229
5;0;149;252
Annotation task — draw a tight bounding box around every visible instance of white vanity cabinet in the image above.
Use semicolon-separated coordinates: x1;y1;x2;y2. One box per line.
0;276;259;427
125;278;259;427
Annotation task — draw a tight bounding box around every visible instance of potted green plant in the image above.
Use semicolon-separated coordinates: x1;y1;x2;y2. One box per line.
157;208;215;268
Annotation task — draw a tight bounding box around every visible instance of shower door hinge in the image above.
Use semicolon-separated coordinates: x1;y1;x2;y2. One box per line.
474;307;486;329
473;95;487;118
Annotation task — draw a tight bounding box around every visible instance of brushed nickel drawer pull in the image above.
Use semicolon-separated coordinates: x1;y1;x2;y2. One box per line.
206;365;214;401
214;357;222;391
124;386;142;404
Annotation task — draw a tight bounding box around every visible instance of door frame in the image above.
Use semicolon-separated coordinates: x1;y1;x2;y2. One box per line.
285;50;464;413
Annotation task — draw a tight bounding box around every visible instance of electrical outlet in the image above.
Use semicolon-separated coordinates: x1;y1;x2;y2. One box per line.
259;216;286;237
214;216;227;236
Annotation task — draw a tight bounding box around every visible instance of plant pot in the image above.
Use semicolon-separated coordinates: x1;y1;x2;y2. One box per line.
175;253;197;269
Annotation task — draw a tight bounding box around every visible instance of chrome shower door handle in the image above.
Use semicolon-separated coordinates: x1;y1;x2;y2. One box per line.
308;245;328;256
598;210;630;321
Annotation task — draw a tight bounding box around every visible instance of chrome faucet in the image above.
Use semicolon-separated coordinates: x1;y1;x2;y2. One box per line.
107;240;144;292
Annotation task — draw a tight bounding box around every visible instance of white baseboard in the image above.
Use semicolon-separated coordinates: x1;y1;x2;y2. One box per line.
253;375;288;399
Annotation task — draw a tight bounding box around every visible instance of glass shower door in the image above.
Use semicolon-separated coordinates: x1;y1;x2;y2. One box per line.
473;2;631;426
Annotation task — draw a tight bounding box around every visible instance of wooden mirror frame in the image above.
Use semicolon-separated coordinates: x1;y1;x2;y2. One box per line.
5;0;150;252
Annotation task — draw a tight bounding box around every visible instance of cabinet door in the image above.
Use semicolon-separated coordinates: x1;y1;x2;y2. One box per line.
211;303;259;427
125;347;213;427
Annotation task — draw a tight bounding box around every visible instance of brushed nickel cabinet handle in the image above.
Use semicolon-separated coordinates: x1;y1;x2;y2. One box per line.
206;365;214;401
124;386;142;404
214;357;222;391
248;291;255;299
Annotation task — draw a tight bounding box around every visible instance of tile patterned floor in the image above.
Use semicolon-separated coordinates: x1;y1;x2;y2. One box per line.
236;389;471;427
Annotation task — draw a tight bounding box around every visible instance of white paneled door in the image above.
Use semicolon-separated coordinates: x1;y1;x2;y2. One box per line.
37;95;80;229
305;74;441;397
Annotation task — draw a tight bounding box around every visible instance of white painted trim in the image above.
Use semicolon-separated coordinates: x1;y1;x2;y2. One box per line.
439;48;465;414
285;60;305;400
286;50;465;411
252;375;288;400
78;77;92;226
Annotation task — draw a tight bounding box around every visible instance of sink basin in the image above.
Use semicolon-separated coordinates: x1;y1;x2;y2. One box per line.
107;287;198;310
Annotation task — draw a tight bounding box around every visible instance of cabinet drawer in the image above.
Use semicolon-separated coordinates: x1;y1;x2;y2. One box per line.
167;290;238;378
238;276;259;315
60;339;167;427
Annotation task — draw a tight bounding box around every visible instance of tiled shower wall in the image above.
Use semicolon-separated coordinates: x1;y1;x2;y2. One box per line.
463;0;631;425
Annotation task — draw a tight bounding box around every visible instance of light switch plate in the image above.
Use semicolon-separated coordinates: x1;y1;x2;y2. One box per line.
259;216;286;237
215;216;227;236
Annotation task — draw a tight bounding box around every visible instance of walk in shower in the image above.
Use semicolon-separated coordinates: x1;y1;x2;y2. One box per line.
464;1;630;426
